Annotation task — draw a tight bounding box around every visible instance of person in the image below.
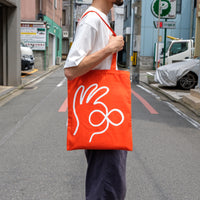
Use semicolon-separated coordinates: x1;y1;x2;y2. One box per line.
64;0;127;199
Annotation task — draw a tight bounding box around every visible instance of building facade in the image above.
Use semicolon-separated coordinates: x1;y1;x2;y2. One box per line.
62;0;92;60
0;0;21;86
195;0;200;57
21;0;63;70
62;0;72;60
62;0;123;61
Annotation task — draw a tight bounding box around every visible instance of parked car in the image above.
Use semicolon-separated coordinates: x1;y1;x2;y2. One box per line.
154;59;200;90
160;39;194;65
20;42;35;71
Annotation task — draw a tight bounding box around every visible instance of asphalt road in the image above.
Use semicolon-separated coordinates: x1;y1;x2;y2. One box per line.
0;68;200;200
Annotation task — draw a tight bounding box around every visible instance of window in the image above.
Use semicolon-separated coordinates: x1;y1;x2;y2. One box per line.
62;10;66;26
176;0;182;14
129;0;132;16
169;42;188;56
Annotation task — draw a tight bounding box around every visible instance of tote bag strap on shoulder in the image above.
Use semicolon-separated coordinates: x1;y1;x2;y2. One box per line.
81;11;116;36
81;10;117;71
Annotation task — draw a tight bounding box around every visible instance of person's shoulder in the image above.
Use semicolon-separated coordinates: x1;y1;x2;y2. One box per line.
80;12;102;30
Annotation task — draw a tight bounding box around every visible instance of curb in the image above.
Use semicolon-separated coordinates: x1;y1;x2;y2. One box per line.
0;63;64;102
140;80;200;117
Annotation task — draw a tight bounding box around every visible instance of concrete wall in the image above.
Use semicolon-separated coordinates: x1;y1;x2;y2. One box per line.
114;5;124;36
0;0;21;86
33;51;45;70
43;0;62;27
140;56;154;70
21;0;36;20
7;3;21;85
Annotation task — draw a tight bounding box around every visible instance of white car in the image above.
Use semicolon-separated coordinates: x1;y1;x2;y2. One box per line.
155;59;200;90
20;42;35;71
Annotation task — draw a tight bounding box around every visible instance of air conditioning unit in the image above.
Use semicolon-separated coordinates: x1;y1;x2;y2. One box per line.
63;31;69;38
37;12;44;20
56;56;61;65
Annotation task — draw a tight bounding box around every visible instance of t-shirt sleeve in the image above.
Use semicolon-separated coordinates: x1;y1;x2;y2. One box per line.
64;23;97;68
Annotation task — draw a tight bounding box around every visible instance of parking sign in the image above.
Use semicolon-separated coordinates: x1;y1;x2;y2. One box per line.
151;0;176;19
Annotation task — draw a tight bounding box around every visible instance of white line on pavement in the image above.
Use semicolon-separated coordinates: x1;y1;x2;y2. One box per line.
137;84;200;130
165;102;200;130
57;78;66;87
136;84;161;100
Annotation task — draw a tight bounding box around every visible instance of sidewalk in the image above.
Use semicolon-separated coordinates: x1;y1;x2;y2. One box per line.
139;69;200;116
140;70;190;101
0;63;64;102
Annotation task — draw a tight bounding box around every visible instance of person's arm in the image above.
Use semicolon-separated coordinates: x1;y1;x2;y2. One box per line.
64;35;124;80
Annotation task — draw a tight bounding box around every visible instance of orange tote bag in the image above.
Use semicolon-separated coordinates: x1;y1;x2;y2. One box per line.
67;11;133;151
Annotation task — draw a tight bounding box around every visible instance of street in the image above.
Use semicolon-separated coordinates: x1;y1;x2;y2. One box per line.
0;68;200;200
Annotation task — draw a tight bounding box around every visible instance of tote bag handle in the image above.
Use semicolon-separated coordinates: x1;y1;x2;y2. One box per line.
80;10;117;70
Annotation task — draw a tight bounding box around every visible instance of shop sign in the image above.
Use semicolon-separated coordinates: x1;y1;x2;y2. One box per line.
23;42;46;50
154;21;176;29
21;23;46;50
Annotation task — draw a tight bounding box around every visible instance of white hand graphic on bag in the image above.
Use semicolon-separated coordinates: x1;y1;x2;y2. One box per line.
73;83;124;143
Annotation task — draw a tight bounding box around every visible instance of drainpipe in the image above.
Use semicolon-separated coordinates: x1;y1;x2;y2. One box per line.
40;0;42;12
39;0;46;70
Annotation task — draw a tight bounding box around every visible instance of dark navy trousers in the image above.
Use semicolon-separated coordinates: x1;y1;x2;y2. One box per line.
85;150;127;200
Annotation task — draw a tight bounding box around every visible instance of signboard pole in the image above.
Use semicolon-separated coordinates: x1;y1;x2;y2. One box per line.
163;18;167;65
151;0;177;66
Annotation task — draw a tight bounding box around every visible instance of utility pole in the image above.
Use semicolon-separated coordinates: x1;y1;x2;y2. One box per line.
129;0;134;82
155;0;161;69
195;0;200;88
190;0;194;39
130;0;141;84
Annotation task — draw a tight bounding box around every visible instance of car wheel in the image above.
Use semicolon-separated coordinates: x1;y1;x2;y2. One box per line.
178;72;198;90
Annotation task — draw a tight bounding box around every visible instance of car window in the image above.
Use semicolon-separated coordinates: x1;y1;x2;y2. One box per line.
166;41;171;53
169;42;188;56
20;42;25;47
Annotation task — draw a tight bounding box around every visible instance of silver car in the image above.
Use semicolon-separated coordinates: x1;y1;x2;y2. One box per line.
155;59;200;90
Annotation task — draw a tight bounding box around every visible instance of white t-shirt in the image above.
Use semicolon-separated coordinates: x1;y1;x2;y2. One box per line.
64;6;116;70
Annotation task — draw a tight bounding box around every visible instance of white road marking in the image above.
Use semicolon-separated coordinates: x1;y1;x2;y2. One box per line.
136;84;161;100
57;78;66;87
165;102;200;130
137;84;200;130
146;72;154;76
